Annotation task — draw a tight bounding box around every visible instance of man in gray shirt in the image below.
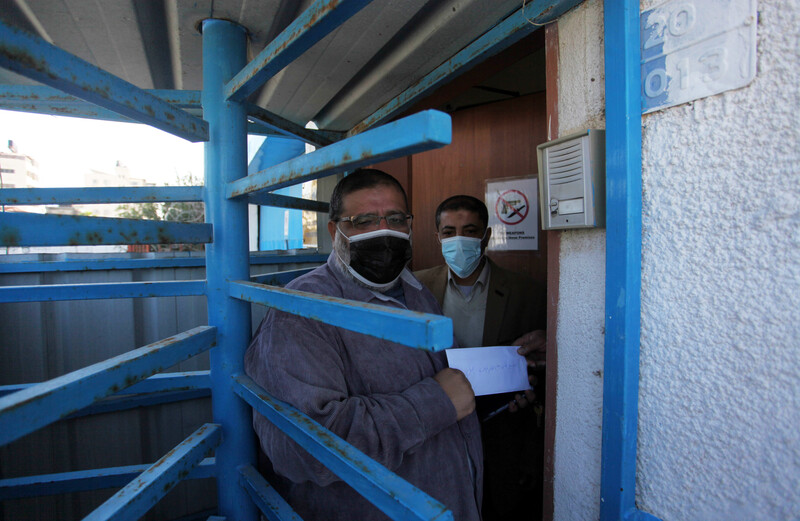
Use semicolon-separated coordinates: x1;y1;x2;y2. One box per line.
245;169;483;521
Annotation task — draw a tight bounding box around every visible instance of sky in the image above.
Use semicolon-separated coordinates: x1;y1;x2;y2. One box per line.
0;109;261;187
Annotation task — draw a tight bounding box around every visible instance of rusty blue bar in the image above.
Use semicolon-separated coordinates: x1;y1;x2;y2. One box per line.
238;464;303;521
0;186;203;205
0;212;213;247
0;326;216;446
0;458;215;500
230;280;452;351
225;0;374;102
250;268;315;286
246;102;342;147
0;85;202;121
227;110;451;197
0;253;326;274
233;374;453;521
0;85;202;107
247;192;329;213
351;0;583;134
0;20;208;142
0;371;209;398
202;19;259;521
83;423;221;521
0;280;205;303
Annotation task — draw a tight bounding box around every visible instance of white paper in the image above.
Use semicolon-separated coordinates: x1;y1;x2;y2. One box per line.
445;346;529;396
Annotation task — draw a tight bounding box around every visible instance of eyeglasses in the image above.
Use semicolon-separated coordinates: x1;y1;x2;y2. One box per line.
337;213;413;231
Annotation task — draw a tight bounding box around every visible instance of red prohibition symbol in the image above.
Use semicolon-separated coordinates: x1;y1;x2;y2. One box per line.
495;189;529;225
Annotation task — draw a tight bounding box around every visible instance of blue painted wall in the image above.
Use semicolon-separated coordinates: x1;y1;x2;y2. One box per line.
249;137;305;250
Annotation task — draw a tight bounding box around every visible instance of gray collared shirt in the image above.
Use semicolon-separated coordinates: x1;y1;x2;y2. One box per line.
245;253;483;521
443;260;491;347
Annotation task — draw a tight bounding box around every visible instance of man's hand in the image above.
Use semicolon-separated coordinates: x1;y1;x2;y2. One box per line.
514;329;546;368
508;389;536;413
434;368;476;420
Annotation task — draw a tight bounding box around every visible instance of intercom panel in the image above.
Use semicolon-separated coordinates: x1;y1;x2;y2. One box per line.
537;129;605;230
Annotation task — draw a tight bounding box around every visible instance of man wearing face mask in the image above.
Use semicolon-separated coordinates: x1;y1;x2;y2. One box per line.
415;194;546;521
245;170;483;521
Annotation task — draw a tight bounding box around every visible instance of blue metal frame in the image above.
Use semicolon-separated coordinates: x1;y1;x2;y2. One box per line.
601;1;660;521
0;326;216;446
0;253;326;274
0;212;213;247
225;0;374;102
233;374;453;521
83;424;221;521
0;19;207;142
227;109;452;197
0;1;600;519
0;280;205;302
201;19;260;521
351;0;584;134
0;85;202;122
231;281;453;351
0;458;215;500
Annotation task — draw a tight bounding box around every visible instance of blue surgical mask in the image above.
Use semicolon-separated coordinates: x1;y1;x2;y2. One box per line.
441;235;483;279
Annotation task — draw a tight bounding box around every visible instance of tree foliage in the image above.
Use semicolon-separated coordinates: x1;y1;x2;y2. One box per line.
116;173;205;251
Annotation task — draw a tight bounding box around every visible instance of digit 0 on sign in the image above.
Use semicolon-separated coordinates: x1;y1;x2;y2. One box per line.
644;68;668;98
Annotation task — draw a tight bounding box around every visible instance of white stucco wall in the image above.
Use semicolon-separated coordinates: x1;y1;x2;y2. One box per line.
553;1;607;520
636;0;800;519
553;1;800;520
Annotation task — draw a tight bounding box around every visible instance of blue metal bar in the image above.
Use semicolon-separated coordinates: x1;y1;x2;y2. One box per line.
233;374;453;521
227;110;451;197
64;389;210;419
600;1;659;521
0;212;213;247
0;186;203;205
0;253;326;274
225;0;374;101
0;20;208;142
238;464;303;521
351;0;582;134
202;19;259;521
250;268;315;286
0;280;205;303
0;85;202;108
0;326;216;446
83;423;221;521
123;371;210;394
0;458;216;500
0;85;202;121
247;192;329;213
230;280;453;351
0;371;211;398
246;102;343;147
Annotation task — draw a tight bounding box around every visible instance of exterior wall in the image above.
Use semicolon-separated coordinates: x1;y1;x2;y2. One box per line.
636;0;800;519
552;1;607;520
553;1;800;520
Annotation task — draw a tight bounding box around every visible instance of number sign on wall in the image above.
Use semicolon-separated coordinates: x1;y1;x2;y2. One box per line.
641;0;757;114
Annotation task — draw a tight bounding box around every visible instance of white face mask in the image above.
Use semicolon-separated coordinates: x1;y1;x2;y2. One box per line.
441;235;483;279
335;227;412;291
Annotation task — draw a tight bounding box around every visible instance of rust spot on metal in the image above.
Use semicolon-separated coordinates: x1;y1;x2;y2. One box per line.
1;227;21;246
84;231;104;244
165;111;175;121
